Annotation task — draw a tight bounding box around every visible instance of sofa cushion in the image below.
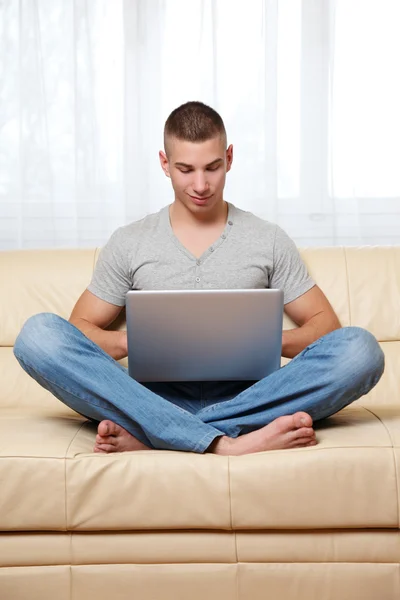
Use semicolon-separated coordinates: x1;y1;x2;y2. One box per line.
0;249;95;347
0;413;84;530
1;404;399;532
2;530;400;568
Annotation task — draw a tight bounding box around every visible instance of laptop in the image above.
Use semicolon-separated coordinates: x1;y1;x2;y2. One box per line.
126;289;284;382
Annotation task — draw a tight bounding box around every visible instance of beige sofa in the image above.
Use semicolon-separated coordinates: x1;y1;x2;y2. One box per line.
1;246;400;600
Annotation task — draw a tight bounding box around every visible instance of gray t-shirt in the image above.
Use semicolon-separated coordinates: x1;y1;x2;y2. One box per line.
87;202;315;306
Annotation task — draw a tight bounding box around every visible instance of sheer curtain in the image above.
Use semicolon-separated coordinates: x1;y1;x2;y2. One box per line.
0;0;399;249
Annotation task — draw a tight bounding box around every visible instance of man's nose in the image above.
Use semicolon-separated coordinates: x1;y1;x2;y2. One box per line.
193;172;209;195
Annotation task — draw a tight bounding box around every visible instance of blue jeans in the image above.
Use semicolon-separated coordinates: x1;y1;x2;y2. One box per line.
13;313;384;453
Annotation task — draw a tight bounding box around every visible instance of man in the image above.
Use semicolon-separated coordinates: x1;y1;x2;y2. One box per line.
14;101;384;456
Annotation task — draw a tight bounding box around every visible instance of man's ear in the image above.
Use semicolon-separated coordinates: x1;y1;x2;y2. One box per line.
226;144;233;173
159;150;170;178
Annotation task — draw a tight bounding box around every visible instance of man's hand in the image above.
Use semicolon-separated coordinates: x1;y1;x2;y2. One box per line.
70;317;128;361
282;285;341;359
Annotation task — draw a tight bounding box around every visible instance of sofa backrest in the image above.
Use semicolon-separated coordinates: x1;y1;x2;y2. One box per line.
1;247;399;413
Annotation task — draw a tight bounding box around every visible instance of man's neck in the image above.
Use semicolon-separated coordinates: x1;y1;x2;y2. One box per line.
169;199;228;228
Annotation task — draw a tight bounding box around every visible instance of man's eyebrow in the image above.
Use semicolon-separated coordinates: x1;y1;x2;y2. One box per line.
174;158;224;168
206;158;224;167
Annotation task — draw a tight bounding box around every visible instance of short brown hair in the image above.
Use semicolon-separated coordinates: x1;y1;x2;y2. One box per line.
164;101;227;154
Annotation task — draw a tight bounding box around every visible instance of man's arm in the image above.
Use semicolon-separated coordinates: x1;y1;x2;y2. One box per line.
69;290;127;360
282;285;341;359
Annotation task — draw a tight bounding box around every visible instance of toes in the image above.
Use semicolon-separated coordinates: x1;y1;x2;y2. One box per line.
292;427;315;440
306;439;318;446
95;434;117;445
293;412;313;429
291;437;318;448
93;445;107;453
97;420;115;437
94;443;117;453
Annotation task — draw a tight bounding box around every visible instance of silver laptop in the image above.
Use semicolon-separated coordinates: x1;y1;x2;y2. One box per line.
126;289;283;382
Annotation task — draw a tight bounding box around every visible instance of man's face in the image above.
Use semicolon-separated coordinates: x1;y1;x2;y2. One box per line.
159;136;233;214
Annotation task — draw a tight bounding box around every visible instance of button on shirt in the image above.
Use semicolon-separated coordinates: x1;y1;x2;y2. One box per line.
88;202;315;306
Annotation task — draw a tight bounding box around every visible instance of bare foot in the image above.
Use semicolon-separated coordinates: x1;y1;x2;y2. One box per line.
93;412;316;456
208;412;317;456
93;420;150;453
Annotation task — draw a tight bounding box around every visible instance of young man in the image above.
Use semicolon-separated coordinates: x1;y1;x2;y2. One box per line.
14;102;384;456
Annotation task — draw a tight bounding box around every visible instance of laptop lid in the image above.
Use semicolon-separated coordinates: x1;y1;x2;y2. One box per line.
126;289;283;382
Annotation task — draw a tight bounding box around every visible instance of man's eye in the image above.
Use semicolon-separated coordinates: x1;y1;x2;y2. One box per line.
178;167;219;173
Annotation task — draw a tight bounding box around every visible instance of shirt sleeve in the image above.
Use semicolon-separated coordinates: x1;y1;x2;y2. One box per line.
87;228;132;306
269;224;315;304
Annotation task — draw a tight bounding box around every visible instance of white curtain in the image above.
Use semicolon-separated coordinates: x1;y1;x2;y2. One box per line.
1;0;399;249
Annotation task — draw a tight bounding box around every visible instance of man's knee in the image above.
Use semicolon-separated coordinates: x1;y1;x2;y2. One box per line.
13;312;65;366
335;326;385;387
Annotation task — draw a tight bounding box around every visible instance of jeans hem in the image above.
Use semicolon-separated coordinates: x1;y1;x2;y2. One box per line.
192;430;223;454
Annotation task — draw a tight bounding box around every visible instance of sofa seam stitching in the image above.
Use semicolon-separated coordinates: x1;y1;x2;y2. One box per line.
398;562;400;600
398;562;400;599
227;455;233;533
361;406;400;529
69;531;73;600
3;560;400;568
2;442;399;461
2;441;399;462
64;421;89;533
69;562;72;600
343;247;352;326
227;455;240;599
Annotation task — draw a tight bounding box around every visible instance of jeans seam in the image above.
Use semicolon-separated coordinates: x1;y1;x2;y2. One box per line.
198;401;221;416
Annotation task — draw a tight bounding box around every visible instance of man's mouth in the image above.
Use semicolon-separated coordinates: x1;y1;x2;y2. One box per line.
189;195;212;204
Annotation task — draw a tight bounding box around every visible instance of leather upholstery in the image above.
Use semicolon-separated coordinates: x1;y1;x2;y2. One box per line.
1;246;400;599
